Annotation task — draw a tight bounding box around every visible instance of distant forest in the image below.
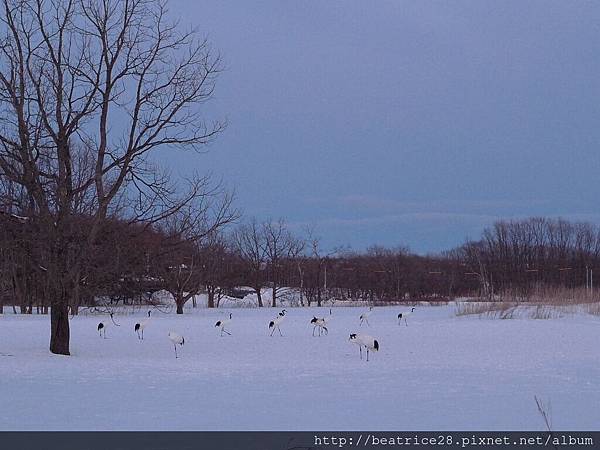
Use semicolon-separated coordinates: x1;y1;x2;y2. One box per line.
2;214;599;314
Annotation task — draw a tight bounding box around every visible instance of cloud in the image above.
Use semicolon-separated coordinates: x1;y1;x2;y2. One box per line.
288;206;600;254
332;194;551;215
312;212;498;228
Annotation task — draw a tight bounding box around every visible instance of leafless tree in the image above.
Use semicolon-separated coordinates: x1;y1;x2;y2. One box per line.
302;226;336;307
0;0;225;354
198;232;240;308
231;219;267;307
262;218;303;307
156;187;237;313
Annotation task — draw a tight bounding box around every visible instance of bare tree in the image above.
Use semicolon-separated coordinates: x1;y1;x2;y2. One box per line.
262;218;303;307
156;187;237;314
160;244;200;314
231;219;267;307
303;226;336;306
0;0;225;354
198;232;240;308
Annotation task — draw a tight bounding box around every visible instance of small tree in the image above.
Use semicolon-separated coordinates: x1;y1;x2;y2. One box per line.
157;188;237;314
262;218;303;307
232;219;267;307
198;233;239;308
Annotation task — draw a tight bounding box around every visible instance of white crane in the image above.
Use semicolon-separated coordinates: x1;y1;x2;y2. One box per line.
167;332;185;358
397;307;415;326
97;313;120;338
359;306;373;327
269;310;286;336
310;316;329;336
134;310;152;340
215;313;232;336
349;333;379;361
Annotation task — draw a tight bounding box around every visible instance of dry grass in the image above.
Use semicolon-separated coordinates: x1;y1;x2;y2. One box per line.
456;285;600;319
455;300;565;320
454;301;517;319
527;305;562;320
584;302;600;316
496;285;600;306
534;395;553;432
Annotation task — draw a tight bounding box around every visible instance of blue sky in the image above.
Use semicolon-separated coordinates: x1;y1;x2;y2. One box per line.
163;1;600;254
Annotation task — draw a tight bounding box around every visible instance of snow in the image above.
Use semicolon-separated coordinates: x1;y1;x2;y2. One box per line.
1;303;600;430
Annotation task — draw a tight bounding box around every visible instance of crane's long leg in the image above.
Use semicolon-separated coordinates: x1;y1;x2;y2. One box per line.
366;318;370;327
278;326;283;337
270;327;275;336
222;328;231;336
174;344;178;359
367;348;370;362
359;346;363;360
312;326;316;337
405;317;408;327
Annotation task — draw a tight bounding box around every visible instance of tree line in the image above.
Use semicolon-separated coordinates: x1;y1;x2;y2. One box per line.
457;217;600;299
4;213;600;317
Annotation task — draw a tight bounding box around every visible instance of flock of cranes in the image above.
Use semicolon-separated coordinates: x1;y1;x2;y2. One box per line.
95;306;417;360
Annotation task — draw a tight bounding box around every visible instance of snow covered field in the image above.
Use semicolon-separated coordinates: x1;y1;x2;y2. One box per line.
1;304;600;430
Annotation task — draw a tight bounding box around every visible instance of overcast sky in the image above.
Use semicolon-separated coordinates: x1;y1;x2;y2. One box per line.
164;1;600;254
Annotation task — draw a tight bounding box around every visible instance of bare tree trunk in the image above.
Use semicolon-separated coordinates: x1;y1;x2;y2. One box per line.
70;278;81;316
272;285;277;308
50;296;70;355
297;263;305;307
207;289;215;308
176;293;185;314
256;288;263;307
